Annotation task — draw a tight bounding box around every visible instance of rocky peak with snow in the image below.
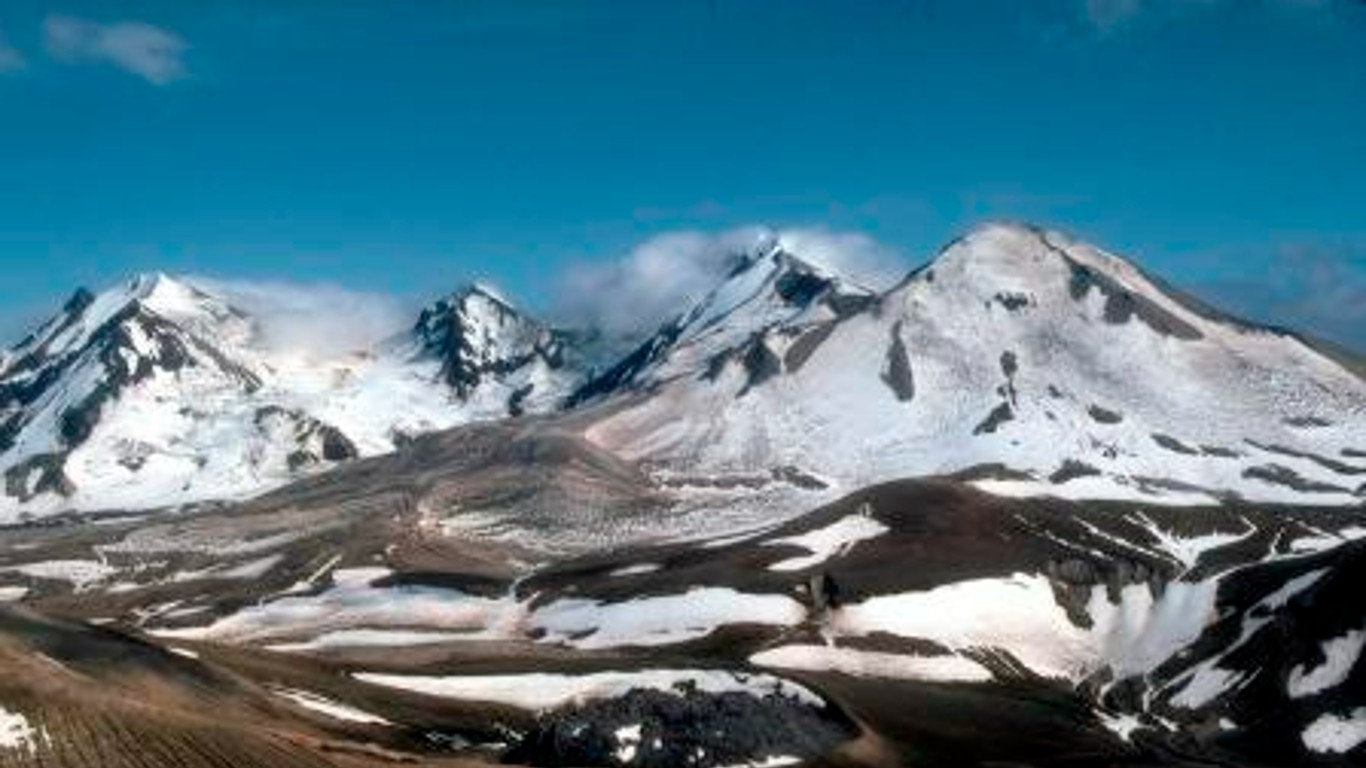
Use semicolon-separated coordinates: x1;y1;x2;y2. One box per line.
411;282;588;415
570;241;876;405
0;275;267;510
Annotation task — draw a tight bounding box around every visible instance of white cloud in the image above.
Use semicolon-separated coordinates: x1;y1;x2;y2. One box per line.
773;227;909;289
553;226;908;338
191;277;410;357
44;15;187;85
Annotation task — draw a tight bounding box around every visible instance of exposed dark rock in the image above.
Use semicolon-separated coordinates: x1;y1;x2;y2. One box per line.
972;402;1014;435
318;425;358;462
508;384;535;417
824;292;875;318
1284;415;1332;428
1200;445;1241;459
504;684;853;768
999;351;1018;378
1086;405;1123;424
782;322;836;373
809;571;842;615
771;465;828;490
1151;433;1199;455
63;287;96;315
737;336;782;397
880;322;915;402
944;463;1035;482
1049;460;1101;484
1242;464;1347;494
1042;230;1203;341
255;406;358;469
4;453;75;501
773;269;830;307
992;292;1031;311
1245;439;1365;476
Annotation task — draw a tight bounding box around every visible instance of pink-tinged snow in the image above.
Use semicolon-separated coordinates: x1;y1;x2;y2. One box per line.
586;223;1366;509
1288;627;1365;699
0;705;40;754
762;511;889;572
353;669;821;712
1302;708;1366;754
268;629;480;652
530;588;806;649
831;571;1217;683
152;572;523;646
750;644;992;683
274;688;391;726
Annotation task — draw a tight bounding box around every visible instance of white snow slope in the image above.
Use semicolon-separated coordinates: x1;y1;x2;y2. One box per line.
585;223;1366;506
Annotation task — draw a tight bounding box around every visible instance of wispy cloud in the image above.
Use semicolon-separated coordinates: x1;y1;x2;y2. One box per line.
1074;0;1348;34
190;277;410;357
1192;243;1366;351
0;30;24;73
552;226;909;339
43;15;188;85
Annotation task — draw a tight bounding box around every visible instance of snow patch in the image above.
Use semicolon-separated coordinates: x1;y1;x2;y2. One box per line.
1288;627;1365;699
0;705;40;754
762;511;889;572
275;688;391;725
354;669;822;713
531;588;805;649
833;571;1216;683
0;586;27;602
609;563;662;578
1097;711;1145;743
1302;708;1366;754
750;644;992;683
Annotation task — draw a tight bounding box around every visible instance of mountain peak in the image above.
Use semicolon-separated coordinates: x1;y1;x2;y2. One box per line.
412;282;582;403
453;280;517;309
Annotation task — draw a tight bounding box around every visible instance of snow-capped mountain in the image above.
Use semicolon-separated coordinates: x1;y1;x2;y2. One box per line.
4;224;1363;521
570;238;876;405
0;275;592;521
584;223;1366;505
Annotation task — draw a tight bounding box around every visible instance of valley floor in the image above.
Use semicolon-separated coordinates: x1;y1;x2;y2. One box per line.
2;461;1363;767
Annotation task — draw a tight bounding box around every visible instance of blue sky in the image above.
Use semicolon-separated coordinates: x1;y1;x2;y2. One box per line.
1;0;1364;348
